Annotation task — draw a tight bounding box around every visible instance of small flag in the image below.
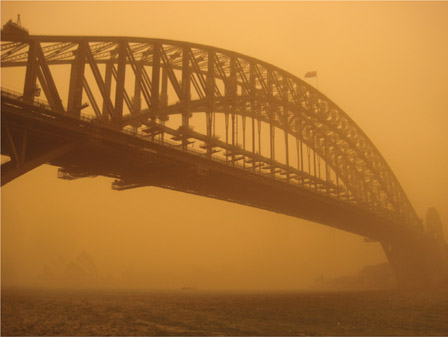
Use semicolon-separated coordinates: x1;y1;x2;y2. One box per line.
304;71;317;78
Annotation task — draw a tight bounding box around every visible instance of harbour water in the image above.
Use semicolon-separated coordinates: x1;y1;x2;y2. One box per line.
2;287;448;336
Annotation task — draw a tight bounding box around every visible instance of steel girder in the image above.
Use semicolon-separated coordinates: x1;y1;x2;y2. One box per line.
0;34;421;230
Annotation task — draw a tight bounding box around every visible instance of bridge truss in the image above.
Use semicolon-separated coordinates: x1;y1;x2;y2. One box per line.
1;33;421;232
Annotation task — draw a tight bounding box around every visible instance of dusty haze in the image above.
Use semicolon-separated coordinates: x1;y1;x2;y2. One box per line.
1;1;447;291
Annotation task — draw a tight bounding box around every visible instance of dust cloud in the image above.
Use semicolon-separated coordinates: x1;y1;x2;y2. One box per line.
1;1;447;291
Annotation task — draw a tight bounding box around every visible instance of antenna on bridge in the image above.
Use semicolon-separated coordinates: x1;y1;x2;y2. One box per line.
17;14;21;26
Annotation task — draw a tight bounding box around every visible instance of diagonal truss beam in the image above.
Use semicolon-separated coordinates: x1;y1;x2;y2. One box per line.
84;42;115;120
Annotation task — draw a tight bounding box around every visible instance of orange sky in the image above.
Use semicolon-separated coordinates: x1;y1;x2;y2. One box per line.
1;1;447;290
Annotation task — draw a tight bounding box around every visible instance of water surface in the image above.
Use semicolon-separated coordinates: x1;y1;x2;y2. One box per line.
2;288;447;336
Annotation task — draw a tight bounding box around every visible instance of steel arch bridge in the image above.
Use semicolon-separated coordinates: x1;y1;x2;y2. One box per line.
1;27;447;286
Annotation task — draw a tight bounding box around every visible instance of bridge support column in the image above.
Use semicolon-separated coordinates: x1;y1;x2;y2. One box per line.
381;228;448;287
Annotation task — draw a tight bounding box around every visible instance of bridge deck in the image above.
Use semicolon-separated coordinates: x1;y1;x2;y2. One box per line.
1;90;414;242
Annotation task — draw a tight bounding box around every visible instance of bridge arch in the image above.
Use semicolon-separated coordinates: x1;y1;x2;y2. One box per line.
1;33;420;231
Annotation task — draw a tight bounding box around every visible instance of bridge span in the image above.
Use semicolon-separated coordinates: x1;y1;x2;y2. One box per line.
1;27;447;287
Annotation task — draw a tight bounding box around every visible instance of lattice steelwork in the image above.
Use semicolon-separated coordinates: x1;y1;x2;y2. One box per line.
1;34;421;230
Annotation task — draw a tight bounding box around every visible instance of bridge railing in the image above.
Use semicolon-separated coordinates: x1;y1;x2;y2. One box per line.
1;87;67;111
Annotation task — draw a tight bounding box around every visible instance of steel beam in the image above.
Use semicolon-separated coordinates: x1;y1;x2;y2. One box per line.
102;61;113;121
67;43;86;116
114;42;127;122
35;43;64;113
151;42;161;127
23;41;38;104
206;50;215;158
85;42;115;121
181;46;191;151
133;62;142;115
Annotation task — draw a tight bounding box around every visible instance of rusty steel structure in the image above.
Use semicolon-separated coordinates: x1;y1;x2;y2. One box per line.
2;30;447;286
